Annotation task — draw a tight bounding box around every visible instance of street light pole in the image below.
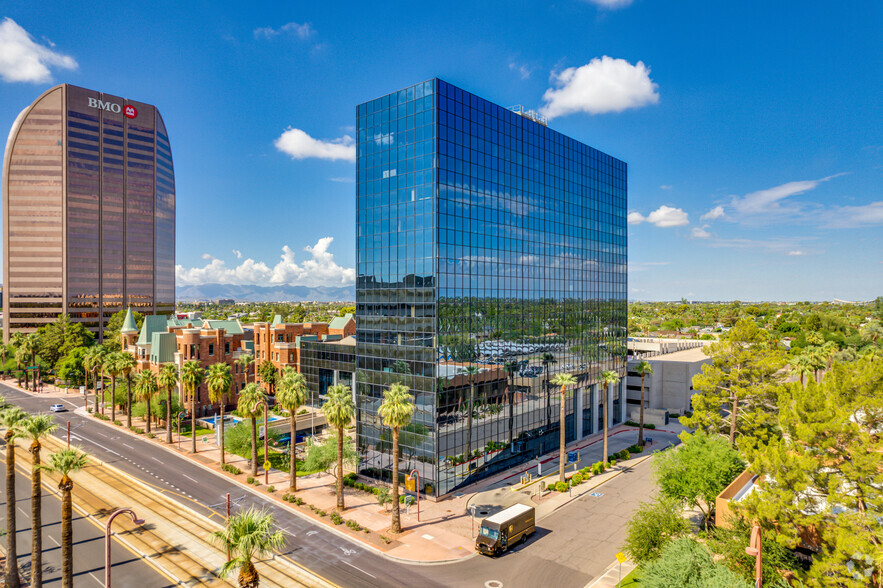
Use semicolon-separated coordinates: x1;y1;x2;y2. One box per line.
409;469;421;522
105;508;145;588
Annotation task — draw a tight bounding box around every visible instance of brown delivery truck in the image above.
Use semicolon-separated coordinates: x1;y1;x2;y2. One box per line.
475;503;535;556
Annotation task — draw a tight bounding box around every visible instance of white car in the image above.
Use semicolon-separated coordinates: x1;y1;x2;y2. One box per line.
49;404;66;412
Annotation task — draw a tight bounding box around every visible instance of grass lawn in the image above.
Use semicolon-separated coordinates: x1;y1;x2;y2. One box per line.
180;425;214;438
620;567;641;586
234;447;324;476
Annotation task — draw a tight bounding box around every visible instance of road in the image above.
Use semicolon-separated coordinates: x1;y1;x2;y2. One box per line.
0;456;172;587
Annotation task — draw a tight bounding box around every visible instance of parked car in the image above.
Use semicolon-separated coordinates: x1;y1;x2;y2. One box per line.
49;404;66;412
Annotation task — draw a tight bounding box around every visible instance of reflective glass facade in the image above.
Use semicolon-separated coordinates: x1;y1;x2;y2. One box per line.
3;84;175;342
356;79;627;496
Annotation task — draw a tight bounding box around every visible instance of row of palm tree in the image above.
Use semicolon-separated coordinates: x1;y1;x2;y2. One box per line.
1;403;87;588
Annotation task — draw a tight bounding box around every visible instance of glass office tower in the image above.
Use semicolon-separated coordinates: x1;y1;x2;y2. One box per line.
356;79;627;496
2;84;175;343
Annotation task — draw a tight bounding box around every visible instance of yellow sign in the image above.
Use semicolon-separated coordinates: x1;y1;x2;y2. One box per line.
615;552;627;563
405;475;416;492
263;461;271;471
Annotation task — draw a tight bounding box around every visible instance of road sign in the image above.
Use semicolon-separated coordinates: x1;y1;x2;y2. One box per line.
615;551;627;563
79;386;86;395
263;461;271;471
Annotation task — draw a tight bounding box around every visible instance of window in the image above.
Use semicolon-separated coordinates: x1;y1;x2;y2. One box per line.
225;342;230;354
208;343;214;356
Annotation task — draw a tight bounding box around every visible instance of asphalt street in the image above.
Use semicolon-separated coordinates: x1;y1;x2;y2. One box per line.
0;455;171;587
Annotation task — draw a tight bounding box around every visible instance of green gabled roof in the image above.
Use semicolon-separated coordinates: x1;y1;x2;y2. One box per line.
295;335;319;348
121;307;138;334
205;320;243;335
150;332;177;364
137;315;171;346
272;314;283;327
167;317;199;328
328;313;354;330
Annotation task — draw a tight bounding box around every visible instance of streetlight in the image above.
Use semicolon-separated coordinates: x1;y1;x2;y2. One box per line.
408;469;421;522
105;508;145;588
256;400;270;485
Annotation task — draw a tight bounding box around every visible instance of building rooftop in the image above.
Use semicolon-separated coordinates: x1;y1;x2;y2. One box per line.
648;346;711;363
328;313;354;330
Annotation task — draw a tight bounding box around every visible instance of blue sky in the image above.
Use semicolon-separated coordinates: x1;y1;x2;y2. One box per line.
1;0;880;301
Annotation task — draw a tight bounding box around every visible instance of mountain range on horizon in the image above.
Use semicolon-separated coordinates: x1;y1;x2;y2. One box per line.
175;283;355;303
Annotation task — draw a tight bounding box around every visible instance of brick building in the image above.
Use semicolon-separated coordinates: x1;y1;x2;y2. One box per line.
120;308;255;416
253;313;356;381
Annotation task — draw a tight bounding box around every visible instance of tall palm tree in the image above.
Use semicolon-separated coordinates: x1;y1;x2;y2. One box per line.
790;352;815;387
206;363;233;467
550;373;576;484
504;360;519;447
38;448;87;588
135;369;159;434
182;359;205;454
14;347;29;389
118;353;137;428
541;352;557;427
210;507;284;588
600;370;620;465
275;367;307;491
236;353;255;384
237;383;267;476
322;384;355;511
1;407;28;588
21;333;40;392
158;363;179;443
378;382;415;533
463;364;480;455
83;345;107;413
15;414;58;588
103;352;123;421
635;360;653;447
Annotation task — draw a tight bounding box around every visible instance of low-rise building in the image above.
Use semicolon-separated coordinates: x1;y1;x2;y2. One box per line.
253;313;356;379
626;340;712;417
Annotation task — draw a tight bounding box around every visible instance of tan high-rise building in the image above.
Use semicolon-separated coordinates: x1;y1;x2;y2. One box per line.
2;84;175;343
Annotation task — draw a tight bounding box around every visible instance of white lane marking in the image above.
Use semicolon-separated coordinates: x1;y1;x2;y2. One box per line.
49;535;60;546
121;443;134;449
340;546;356;556
76;436;120;457
342;561;376;578
182;474;199;483
89;572;102;584
18;507;28;517
94;431;109;438
152;456;163;463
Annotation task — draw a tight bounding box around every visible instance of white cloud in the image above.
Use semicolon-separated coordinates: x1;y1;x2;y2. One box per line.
200;253;213;260
329;177;354;183
254;22;315;40
787;251;807;256
691;226;711;239
629;261;671;272
700;205;725;221
660;185;673;190
581;0;634;8
539;56;659;119
232;249;242;259
0;18;77;83
629;205;689;228
822;201;883;228
274;128;355;161
728;174;845;220
509;61;533;80
176;238;355;287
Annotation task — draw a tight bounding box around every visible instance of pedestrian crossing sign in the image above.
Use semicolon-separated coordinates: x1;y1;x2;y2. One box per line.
615;552;627;563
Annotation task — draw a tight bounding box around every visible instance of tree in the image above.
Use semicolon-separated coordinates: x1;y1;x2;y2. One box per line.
206;363;233;466
22;333;40;392
15;414;58;587
550;373;576;484
103;352;124;421
118;352;137;428
210;507;284;588
83;345;107;413
55;347;88;388
377;382;415;533
158;363;179;443
653;431;744;530
622;496;690;564
275;367;307;492
181;359;205;454
640;537;753;588
258;360;278;395
464;364;480;454
14;346;29;389
135;369;159;433
102;308;144;352
790;352;815;387
236;353;255;384
600;370;620;464
38;448;87;588
1;407;29;588
739;353;883;586
237;383;267;476
302;435;358;480
635;360;653;446
35;314;94;367
681;320;785;448
322;384;355;511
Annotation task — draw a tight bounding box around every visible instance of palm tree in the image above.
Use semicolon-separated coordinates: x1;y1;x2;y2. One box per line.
38;448;87;588
158;363;179;443
1;407;29;588
550;373;577;484
635;360;653;447
136;369;159;434
103;352;123;421
237;383;267;476
275;367;307;492
206;363;233;467
463;364;480;455
790;352;815;387
600;370;621;465
236;353;255;384
182;359;205;454
15;414;58;588
14;347;29;389
541;352;557;427
83;345;107;413
504;360;519;447
210;507;284;588
118;353;137;428
21;333;40;392
322;384;355;511
378;382;415;533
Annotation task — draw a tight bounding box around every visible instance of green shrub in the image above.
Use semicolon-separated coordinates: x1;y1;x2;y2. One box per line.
92;412;110;421
580;466;591;476
246;476;255;484
222;464;242;475
623;496;691;564
130;426;144;434
113;420;122;426
330;512;344;525
592;462;605;475
623;450;630;460
346;519;362;531
294;497;304;506
572;472;584;485
609;459;617;467
146;432;155;439
317;509;327;517
380;534;392;544
554;481;568;492
267;485;275;493
376;487;391;506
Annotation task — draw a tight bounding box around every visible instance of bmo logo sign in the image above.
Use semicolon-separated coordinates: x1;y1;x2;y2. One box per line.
87;97;138;119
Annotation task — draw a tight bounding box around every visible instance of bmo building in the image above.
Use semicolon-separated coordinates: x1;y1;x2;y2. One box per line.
2;84;175;343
